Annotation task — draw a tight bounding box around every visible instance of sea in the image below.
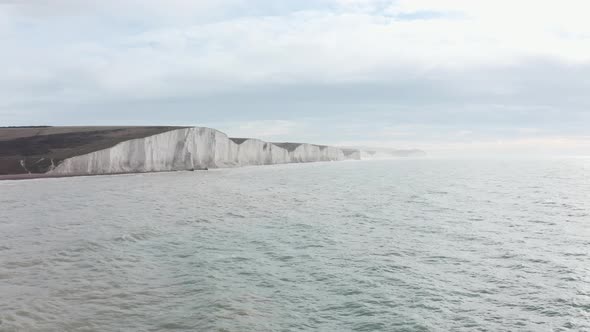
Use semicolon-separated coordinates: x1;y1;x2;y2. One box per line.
0;158;589;331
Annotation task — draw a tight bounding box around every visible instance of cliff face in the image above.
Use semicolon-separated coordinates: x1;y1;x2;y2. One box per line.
0;126;184;175
48;127;357;176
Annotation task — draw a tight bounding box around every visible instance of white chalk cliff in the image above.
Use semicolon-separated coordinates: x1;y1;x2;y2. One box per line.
48;127;359;175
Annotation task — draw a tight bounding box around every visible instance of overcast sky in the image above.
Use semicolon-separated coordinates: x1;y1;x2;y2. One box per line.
1;0;589;154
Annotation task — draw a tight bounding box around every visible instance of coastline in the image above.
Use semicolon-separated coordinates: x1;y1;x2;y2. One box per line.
1;126;425;180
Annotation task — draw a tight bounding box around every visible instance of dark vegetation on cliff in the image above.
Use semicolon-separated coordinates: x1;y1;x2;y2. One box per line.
342;149;360;157
271;142;303;152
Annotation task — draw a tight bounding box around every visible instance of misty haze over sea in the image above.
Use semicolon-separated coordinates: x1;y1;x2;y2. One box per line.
1;158;588;331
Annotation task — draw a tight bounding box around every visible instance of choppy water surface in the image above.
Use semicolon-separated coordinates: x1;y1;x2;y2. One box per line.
1;158;589;331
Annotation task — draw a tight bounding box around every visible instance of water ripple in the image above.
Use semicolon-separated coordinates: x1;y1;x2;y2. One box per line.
1;158;589;331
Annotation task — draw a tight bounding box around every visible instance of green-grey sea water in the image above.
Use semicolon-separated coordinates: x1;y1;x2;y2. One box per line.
1;158;589;331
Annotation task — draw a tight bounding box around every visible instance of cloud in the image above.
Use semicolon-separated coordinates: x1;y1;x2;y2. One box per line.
3;1;590;98
1;0;589;154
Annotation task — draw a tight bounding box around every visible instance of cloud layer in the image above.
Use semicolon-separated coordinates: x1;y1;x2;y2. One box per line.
1;0;589;154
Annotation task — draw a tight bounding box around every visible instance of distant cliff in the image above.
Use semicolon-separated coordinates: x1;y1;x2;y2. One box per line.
0;126;429;178
0;126;359;176
360;148;426;159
